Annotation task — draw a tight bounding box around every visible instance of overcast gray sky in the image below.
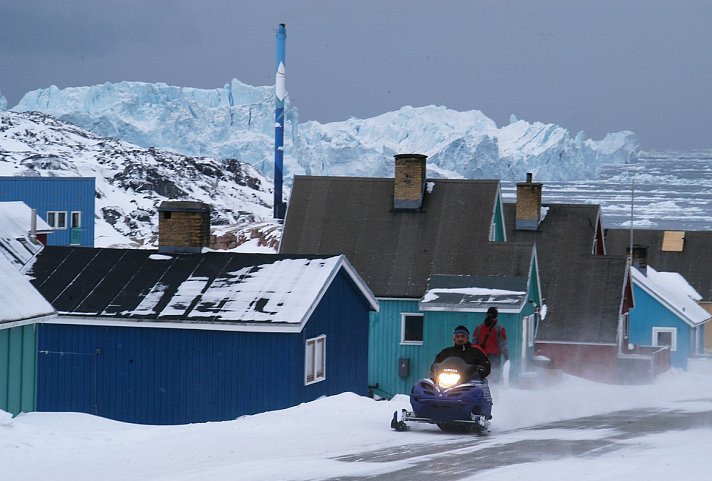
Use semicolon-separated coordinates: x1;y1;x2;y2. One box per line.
1;0;711;150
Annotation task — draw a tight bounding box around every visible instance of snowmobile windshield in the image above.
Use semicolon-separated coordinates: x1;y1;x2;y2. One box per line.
431;357;480;387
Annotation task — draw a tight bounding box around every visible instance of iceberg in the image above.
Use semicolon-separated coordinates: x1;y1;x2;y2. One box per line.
12;79;639;182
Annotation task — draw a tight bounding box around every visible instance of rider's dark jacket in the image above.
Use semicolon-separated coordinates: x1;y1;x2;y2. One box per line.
433;343;492;377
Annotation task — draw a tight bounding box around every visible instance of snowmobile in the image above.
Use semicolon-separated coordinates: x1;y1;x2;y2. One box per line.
391;356;493;434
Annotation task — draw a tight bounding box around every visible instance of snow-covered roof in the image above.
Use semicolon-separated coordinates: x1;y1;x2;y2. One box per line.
420;274;528;312
0;254;55;327
30;248;378;332
631;266;711;327
0;201;52;269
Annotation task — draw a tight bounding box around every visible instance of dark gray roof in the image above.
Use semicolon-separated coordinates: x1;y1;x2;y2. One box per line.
503;203;628;344
280;176;533;298
537;255;628;344
28;247;377;329
606;229;712;301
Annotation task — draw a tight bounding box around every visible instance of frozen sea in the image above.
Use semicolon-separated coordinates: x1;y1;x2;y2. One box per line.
501;150;712;231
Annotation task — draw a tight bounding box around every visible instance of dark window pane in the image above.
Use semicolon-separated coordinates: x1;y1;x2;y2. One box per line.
404;315;423;342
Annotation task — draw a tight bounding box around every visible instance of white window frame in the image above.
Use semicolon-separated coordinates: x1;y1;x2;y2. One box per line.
652;327;677;352
525;314;535;347
305;335;326;385
400;313;424;345
46;211;67;229
71;211;82;228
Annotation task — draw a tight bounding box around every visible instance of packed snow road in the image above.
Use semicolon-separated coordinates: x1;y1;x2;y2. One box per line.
3;373;712;481
327;399;712;481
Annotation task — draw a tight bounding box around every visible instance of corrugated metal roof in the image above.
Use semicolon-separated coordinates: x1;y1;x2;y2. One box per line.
28;247;377;331
280;176;533;297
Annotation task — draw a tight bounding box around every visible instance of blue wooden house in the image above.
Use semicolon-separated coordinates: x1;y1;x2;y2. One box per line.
0;176;95;247
628;264;710;369
280;154;543;395
0;255;55;416
605;229;712;353
28;245;378;425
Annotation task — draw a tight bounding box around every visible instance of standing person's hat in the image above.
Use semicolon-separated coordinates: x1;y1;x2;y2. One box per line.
487;307;498;317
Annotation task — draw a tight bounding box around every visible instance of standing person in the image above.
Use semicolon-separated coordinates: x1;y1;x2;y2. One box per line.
472;307;509;381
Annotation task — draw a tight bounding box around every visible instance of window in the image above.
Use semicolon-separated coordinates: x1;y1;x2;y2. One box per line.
652;327;677;352
525;314;535;347
71;211;82;228
46;211;67;229
401;313;424;345
305;335;326;385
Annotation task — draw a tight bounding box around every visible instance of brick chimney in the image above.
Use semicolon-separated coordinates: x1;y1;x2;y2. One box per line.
158;201;211;254
515;172;543;230
393;154;427;210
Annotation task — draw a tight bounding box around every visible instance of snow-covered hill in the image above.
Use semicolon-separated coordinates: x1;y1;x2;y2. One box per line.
0;110;279;248
11;79;640;182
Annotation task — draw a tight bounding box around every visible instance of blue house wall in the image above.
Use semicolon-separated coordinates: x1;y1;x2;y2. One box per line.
36;269;372;424
0;177;95;247
629;284;697;369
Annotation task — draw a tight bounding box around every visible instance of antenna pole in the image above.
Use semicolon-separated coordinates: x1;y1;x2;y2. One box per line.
628;178;635;265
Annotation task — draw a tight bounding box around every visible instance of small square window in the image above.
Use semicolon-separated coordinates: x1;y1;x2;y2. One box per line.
401;313;424;345
652;327;677;352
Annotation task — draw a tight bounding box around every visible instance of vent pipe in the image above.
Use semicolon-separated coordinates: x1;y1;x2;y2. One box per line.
30;208;37;241
273;23;287;220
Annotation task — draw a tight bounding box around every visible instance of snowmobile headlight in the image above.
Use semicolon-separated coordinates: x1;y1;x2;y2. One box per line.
437;370;461;389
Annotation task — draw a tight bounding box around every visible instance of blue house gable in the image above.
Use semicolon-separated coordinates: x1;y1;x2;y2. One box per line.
0;177;95;247
629;265;710;369
29;247;378;424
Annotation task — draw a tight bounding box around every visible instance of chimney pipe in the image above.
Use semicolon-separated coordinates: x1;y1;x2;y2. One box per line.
273;23;287;220
30;208;37;242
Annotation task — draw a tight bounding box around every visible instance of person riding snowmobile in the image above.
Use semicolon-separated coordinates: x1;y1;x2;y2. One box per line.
433;325;491;378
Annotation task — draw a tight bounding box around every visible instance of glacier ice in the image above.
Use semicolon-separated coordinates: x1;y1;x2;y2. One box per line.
12;79;640;183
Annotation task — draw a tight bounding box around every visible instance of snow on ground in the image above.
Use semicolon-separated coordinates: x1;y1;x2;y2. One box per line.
2;370;711;481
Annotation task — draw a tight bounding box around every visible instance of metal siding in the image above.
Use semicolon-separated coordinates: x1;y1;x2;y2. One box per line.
0;325;37;415
20;324;37;413
0;177;95;247
368;299;421;397
301;270;371;402
629;285;691;369
38;323;313;424
369;300;530;396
